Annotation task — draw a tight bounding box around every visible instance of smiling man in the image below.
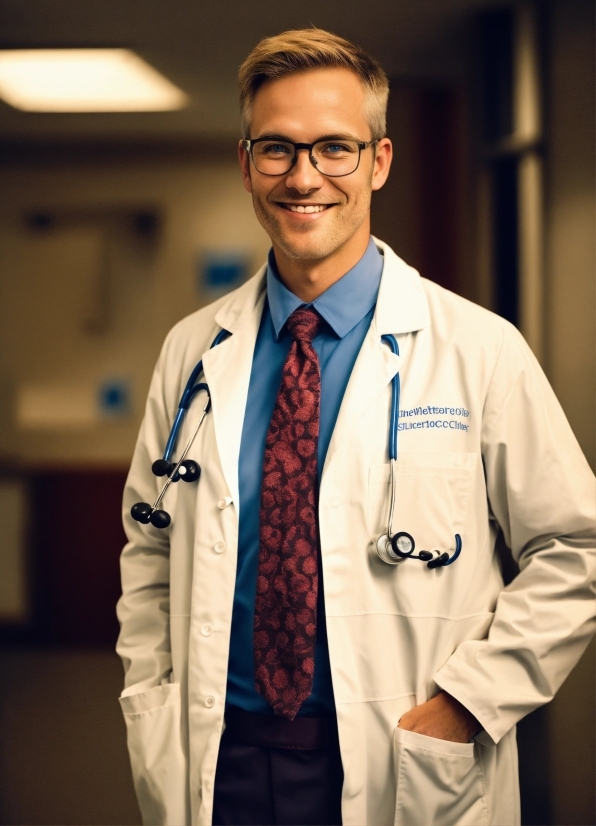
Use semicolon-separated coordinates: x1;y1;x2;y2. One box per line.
117;28;595;826
238;63;390;301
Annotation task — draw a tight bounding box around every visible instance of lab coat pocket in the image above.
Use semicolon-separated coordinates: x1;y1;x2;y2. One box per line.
393;727;488;826
368;451;476;552
119;683;188;826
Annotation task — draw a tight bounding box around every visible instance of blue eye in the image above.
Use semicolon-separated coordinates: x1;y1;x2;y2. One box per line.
260;143;292;156
317;142;357;157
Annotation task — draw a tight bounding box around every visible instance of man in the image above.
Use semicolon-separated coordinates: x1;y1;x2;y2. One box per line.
116;28;595;826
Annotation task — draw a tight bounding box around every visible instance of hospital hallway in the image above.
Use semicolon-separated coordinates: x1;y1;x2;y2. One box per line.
0;0;593;824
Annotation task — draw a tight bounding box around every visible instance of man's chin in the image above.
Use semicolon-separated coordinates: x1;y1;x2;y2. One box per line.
272;229;345;262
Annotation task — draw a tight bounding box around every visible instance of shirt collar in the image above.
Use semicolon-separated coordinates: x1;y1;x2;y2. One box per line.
266;236;383;340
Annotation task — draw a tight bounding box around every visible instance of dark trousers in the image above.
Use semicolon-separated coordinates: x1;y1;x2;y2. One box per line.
212;706;343;826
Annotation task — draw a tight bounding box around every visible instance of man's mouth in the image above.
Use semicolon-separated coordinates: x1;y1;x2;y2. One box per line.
277;203;333;214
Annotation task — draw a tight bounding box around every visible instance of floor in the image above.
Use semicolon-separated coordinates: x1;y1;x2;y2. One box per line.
0;647;141;825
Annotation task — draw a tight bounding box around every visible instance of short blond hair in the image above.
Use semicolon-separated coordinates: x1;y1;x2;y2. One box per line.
238;28;389;140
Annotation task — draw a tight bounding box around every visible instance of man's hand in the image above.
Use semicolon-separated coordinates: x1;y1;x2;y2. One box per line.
397;691;481;743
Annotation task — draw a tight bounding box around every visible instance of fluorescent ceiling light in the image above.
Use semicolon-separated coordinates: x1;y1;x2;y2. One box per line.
0;49;188;112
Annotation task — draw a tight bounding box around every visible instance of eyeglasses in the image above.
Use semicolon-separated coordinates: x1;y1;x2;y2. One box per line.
242;137;377;178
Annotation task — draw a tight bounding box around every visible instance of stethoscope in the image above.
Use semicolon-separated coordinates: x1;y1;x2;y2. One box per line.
131;330;462;570
375;335;462;570
131;329;230;529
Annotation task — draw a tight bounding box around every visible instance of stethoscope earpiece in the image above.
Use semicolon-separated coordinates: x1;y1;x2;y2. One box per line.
131;502;152;524
150;509;171;529
151;458;200;481
152;459;173;477
130;501;171;529
427;552;450;569
178;459;200;482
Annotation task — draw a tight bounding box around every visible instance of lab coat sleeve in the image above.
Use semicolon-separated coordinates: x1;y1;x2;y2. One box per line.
116;327;181;694
434;322;596;744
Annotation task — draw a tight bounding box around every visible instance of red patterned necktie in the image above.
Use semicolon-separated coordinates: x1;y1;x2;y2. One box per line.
254;307;322;720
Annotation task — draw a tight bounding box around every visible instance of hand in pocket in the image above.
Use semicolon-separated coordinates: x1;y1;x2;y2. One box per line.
397;691;481;744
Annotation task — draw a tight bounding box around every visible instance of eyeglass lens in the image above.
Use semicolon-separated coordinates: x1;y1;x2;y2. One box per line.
252;140;362;176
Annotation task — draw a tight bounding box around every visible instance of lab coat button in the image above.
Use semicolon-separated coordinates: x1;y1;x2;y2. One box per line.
201;623;212;636
214;541;225;553
204;695;215;708
217;497;232;509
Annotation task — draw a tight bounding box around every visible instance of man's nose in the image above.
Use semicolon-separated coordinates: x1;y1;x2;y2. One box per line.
284;148;324;192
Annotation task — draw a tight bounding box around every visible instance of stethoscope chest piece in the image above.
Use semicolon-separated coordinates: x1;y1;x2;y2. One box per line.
376;533;407;565
375;529;459;569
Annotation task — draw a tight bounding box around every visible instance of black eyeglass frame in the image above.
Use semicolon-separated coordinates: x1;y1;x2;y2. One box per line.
241;138;378;178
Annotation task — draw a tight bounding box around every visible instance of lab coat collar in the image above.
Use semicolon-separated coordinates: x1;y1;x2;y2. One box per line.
371;237;430;335
213;264;267;333
214;237;430;339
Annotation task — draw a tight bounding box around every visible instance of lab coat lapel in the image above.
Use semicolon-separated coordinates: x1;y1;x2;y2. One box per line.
201;267;267;504
324;241;430;468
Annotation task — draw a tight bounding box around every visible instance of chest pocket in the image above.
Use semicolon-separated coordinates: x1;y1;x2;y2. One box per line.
367;451;477;556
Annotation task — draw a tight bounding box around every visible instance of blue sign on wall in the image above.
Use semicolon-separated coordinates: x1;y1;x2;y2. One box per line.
199;251;250;293
98;378;130;418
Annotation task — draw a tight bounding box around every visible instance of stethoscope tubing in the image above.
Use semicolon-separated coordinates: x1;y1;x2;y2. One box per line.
381;334;400;542
381;334;400;462
163;329;229;463
151;396;210;512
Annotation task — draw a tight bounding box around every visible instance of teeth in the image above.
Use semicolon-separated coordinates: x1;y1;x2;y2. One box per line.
287;204;328;213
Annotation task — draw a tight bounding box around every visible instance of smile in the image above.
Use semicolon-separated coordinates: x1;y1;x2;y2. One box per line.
278;203;332;213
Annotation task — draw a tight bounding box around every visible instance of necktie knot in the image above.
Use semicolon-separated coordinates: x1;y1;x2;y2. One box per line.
286;308;321;344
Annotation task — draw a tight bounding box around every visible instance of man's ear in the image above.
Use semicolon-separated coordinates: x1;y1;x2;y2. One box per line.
238;141;253;194
371;137;393;192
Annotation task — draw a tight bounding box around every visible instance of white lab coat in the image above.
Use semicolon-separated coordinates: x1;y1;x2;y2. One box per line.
116;239;595;826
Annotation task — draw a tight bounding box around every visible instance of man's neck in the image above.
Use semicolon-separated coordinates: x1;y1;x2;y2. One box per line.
272;226;371;303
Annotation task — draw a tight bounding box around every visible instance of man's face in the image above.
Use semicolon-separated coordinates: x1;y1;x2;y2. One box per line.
239;67;392;263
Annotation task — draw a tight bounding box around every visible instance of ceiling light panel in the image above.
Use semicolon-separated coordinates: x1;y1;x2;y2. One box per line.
0;49;188;112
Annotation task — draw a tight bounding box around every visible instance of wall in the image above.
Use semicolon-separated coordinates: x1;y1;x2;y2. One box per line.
372;83;473;302
544;0;595;471
0;145;270;468
543;1;595;824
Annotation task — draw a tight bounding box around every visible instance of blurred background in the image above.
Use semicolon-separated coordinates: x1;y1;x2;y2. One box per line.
0;1;593;823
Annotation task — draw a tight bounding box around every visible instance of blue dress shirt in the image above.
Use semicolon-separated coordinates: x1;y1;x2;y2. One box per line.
226;237;384;716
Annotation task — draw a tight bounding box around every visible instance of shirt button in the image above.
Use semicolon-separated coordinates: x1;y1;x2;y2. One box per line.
204;695;215;708
213;540;225;554
217;497;232;509
201;623;212;636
